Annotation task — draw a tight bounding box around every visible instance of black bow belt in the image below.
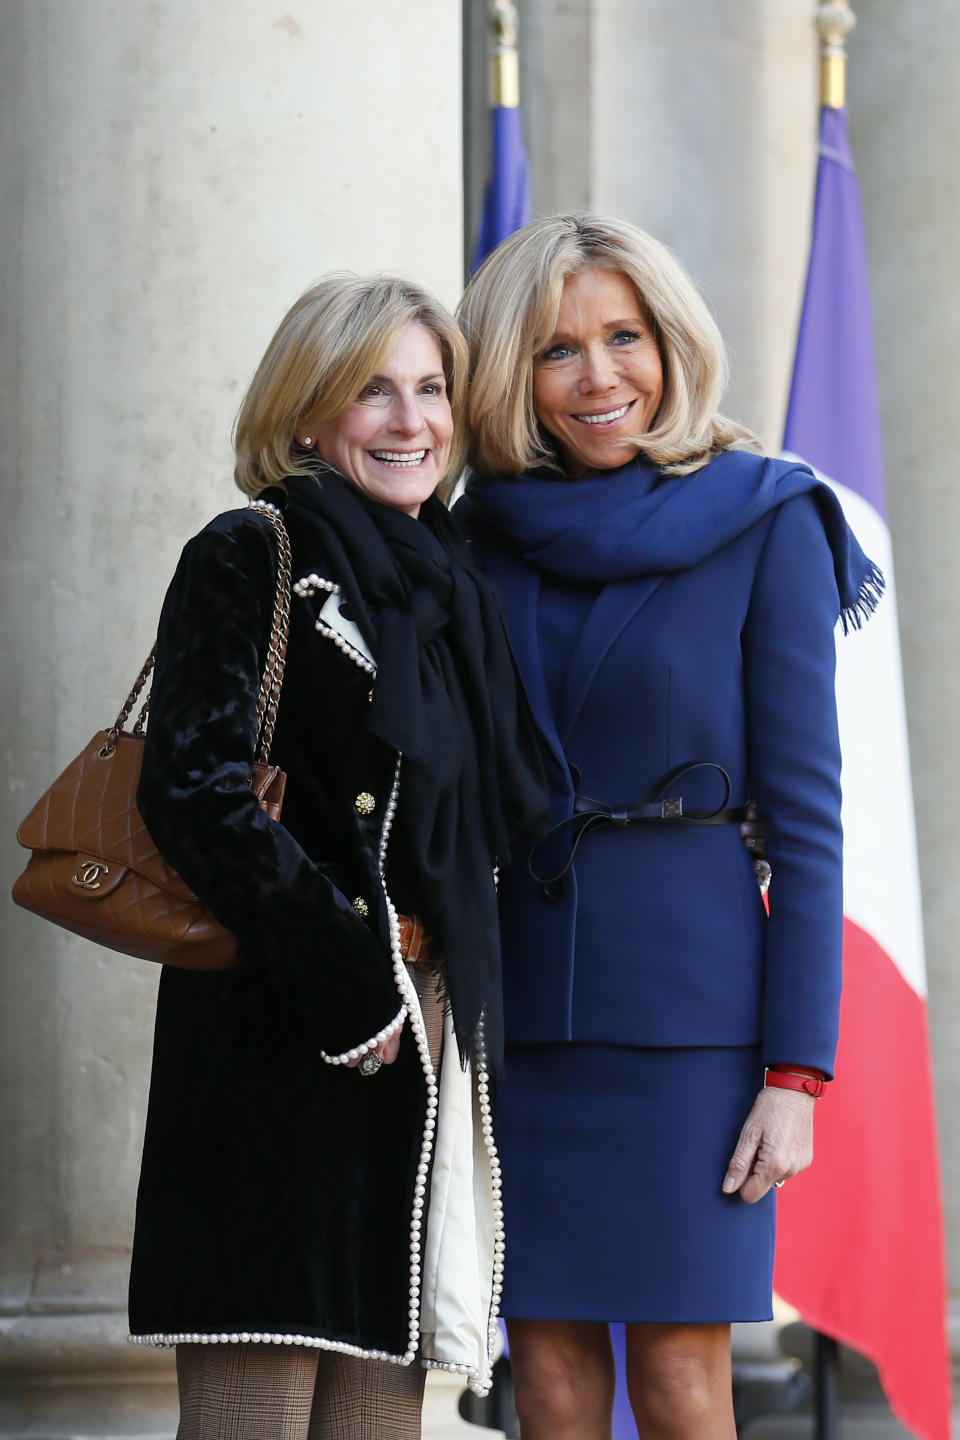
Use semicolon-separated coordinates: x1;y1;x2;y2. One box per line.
529;760;747;897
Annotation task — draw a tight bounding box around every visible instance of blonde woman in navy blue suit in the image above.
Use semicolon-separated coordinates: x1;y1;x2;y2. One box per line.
455;215;881;1440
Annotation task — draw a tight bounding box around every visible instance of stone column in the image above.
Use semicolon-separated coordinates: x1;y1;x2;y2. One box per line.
0;2;462;1435
521;0;818;449
848;0;960;1351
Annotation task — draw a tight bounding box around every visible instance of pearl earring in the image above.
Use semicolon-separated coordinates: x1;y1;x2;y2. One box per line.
302;436;314;447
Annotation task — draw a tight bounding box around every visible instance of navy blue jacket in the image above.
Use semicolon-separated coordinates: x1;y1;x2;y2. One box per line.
475;484;844;1075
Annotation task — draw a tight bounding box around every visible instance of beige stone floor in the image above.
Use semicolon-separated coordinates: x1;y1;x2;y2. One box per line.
421;1372;505;1439
745;1415;914;1439
421;1370;959;1439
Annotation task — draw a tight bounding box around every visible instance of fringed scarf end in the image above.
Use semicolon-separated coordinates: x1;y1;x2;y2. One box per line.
840;561;885;635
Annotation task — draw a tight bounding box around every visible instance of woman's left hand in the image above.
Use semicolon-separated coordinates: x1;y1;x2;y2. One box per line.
739;798;766;855
740;798;772;894
721;1087;815;1203
376;1025;404;1065
344;1022;405;1068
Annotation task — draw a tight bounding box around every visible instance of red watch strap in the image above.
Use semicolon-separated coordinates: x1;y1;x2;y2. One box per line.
764;1068;826;1098
769;1063;826;1078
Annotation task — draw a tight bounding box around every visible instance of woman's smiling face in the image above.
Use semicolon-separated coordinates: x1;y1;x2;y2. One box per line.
297;322;453;518
532;267;664;477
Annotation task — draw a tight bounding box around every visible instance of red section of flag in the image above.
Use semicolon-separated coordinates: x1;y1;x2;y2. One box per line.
775;917;952;1440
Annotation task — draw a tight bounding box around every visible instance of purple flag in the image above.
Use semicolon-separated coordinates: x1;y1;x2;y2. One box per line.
783;107;885;517
472;105;530;270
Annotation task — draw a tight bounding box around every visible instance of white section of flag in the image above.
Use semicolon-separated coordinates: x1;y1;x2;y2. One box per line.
783;453;927;998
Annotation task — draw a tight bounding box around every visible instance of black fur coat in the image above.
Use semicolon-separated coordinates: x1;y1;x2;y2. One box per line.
128;493;444;1359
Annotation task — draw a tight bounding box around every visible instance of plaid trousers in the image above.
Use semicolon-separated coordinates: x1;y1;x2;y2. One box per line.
175;966;445;1440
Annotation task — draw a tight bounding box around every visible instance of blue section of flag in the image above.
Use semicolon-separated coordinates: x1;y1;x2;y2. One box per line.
472;105;530;270
783;106;886;519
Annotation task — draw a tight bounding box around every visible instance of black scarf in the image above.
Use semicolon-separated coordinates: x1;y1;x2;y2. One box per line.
281;470;548;1068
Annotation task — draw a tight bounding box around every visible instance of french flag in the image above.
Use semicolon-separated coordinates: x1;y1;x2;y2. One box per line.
776;103;952;1440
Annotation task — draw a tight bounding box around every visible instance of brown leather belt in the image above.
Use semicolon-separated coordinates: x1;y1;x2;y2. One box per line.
397;913;434;972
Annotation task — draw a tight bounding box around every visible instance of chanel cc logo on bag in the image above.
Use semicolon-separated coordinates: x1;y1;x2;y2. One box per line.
71;860;110;891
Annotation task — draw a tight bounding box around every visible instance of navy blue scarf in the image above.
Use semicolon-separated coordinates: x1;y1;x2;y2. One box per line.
458;450;883;633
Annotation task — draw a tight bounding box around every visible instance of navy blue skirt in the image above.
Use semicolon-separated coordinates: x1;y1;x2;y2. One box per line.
498;1044;775;1323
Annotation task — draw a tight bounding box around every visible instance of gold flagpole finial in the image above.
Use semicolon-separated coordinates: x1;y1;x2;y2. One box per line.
489;0;521;109
816;1;856;109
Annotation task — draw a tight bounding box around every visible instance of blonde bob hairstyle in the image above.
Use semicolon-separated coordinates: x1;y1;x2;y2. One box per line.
234;273;468;503
457;213;758;478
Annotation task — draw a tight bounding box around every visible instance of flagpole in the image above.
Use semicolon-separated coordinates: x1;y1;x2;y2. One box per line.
816;0;855;110
489;0;520;110
808;8;855;1432
814;1331;840;1440
471;0;529;270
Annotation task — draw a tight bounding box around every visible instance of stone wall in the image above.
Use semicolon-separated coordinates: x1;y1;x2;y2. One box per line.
0;3;462;1434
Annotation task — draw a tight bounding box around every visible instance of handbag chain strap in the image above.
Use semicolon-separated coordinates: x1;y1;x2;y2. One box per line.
249;503;292;764
98;504;292;765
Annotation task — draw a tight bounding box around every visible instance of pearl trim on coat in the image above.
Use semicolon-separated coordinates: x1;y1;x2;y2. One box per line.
320;1005;407;1066
312;621;376;673
128;566;502;1396
378;755;443;1366
476;1023;506;1364
293;572;377;674
292;571;339;595
126;1328;496;1393
128;1332;410;1363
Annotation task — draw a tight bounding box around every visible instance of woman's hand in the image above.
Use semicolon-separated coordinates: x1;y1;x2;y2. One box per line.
721;1087;815;1202
740;798;772;894
344;1022;405;1068
376;1025;404;1064
739;798;766;855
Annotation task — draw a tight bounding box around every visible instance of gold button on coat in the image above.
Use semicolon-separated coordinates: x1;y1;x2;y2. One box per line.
354;792;376;816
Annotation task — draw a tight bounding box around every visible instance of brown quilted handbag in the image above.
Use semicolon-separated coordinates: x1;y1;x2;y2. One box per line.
12;502;291;969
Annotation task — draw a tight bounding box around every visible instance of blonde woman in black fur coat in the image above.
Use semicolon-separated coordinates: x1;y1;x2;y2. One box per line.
128;275;546;1439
